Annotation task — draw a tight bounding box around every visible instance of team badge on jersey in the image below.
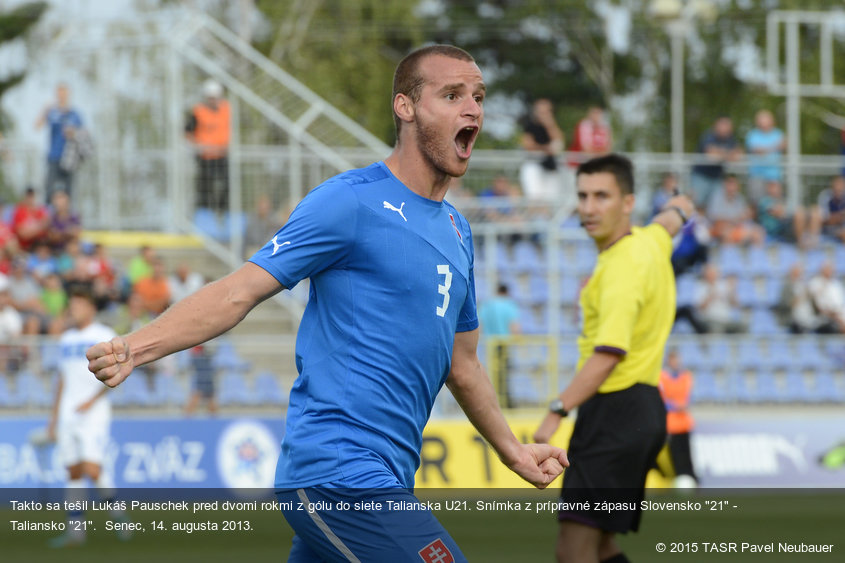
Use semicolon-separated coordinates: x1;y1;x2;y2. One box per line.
418;538;454;563
448;214;462;241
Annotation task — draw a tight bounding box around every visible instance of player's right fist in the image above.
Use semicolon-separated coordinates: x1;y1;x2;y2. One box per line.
86;336;134;388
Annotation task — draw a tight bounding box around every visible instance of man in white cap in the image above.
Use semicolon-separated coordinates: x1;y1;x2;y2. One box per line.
185;79;230;212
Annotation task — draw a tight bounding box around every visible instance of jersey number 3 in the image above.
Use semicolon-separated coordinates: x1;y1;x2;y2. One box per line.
436;264;452;317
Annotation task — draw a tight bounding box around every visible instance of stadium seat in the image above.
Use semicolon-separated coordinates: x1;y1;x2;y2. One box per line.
558;342;579;371
690;370;730;403
512;241;543;274
675;274;696;307
194;208;224;240
812;371;845;403
748;308;785;335
153;375;188;406
494;241;511;274
218;372;253;406
771;243;799;276
40;341;62;373
737;341;766;371
794;338;829;371
834;246;845;276
212;340;252;372
573;243;597;275
783;373;812;403
717;245;745;277
0;376;16;407
559;274;580;303
675;340;705;370
746;246;773;277
507;371;541;405
17;371;51;408
253;373;286;406
223;211;248;243
768;342;797;371
526;274;549;306
804;249;827;275
762;277;782;308
755;372;781;403
735;277;757;308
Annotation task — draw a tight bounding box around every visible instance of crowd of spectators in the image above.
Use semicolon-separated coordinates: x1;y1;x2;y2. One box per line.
0;187;209;375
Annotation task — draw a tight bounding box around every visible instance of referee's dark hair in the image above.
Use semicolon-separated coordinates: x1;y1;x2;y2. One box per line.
576;153;635;195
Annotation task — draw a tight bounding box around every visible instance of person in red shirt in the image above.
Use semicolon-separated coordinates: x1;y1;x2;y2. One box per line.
569;106;613;166
11;187;49;252
659;349;698;488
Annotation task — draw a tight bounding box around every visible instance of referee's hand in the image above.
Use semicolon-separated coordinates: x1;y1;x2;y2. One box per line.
87;336;135;388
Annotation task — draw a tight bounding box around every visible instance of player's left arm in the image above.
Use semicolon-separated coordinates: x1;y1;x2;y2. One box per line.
652;194;695;238
446;328;569;489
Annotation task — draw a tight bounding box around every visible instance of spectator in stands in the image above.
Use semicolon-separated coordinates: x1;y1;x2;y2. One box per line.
11;186;49;252
109;292;151;336
56;237;84;283
7;256;53;335
41;272;68;320
690;116;743;207
184;345;218;416
168;262;205;304
691;264;746;333
568;105;612;165
88;243;119;302
651;172;680;218
745;109;786;203
808;261;845;333
0;199;18;259
244;194;282;259
26;241;57;283
186;79;230;212
479;174;522;221
479;283;521;408
133;258;171;316
127;245;155;285
671;210;711;277
519;99;565;204
35;83;84;201
46;190;81;253
659;349;698;489
756;180;822;248
0;274;24;374
707;174;764;246
776;263;835;334
818;175;845;243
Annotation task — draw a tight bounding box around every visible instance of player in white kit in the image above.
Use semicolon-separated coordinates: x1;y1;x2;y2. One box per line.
47;284;130;547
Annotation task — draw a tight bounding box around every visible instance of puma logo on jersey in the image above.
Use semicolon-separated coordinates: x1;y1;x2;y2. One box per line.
271;236;291;256
383;201;407;222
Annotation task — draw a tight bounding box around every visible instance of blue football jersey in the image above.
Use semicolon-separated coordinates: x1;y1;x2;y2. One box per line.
250;161;478;488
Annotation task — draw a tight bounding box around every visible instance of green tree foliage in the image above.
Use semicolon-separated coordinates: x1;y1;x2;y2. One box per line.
253;0;424;144
0;2;48;103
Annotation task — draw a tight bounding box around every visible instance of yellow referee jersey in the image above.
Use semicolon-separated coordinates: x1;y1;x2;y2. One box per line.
576;223;676;393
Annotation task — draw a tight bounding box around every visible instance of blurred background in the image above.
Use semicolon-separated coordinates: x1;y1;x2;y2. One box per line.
0;0;844;491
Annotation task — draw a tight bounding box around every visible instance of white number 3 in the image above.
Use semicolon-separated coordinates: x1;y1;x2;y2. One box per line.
436;264;452;317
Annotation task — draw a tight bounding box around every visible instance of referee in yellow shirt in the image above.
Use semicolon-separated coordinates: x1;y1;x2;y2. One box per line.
534;154;693;563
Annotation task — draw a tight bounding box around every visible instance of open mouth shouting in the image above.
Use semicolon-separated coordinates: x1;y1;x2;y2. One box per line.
455;125;479;160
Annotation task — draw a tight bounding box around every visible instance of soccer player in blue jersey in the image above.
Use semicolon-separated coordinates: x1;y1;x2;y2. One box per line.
87;45;568;561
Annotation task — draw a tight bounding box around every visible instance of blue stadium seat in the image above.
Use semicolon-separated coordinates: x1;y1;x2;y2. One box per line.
834;246;845;276
812;371;845;403
783;373;811;403
762;277;782;308
735;278;758;308
17;371;51;408
573;243;597;275
526;274;549;306
748;308;784;335
731;374;758;403
794;338;830;371
768;342;797;371
804;249;827;275
512;241;543;274
717;245;745;277
737;341;766;371
771;244;799;276
676;340;705;370
690;370;729;403
755;372;781;403
558;309;580;335
40;341;62;373
194;208;224;240
223;211;248;243
217;372;252;406
701;338;730;371
494;241;511;274
0;376;17;407
518;307;542;334
112;371;154;407
675;275;696;307
508;371;541;405
153;375;188;406
558;343;579;371
255;372;287;406
746;246;773;277
212;340;252;372
559;274;580;303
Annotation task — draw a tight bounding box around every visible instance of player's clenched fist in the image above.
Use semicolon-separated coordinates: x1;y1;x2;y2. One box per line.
86;336;134;388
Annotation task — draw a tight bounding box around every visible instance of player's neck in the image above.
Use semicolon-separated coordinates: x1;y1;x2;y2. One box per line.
594;226;632;252
384;145;450;202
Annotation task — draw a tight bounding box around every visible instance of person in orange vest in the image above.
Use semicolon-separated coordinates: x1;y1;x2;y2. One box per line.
185;79;230;211
659;348;698;488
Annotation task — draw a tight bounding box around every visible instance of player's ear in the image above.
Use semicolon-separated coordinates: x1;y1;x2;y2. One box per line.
393;93;415;125
623;193;635;215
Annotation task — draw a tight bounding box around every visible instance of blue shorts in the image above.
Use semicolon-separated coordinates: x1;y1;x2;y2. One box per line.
277;487;467;563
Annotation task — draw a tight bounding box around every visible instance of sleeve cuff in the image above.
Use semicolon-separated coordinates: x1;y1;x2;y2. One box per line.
594;345;627;356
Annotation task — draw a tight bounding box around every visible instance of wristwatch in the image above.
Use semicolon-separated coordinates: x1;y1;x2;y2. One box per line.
667;205;689;224
549;399;569;417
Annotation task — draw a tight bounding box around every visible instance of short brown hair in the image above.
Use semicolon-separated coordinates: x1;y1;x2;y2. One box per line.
576;153;635;195
392;45;475;140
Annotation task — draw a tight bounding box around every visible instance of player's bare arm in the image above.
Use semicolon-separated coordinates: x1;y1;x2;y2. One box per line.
652;193;694;238
87;262;283;387
533;351;621;444
447;328;569;488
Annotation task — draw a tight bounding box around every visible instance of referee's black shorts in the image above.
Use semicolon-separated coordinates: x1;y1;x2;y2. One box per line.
558;383;667;533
